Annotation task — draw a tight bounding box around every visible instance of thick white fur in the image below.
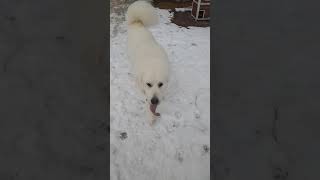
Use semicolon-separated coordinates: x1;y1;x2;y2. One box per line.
126;0;169;124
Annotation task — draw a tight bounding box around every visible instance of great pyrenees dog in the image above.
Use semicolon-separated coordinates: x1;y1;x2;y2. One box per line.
126;0;169;125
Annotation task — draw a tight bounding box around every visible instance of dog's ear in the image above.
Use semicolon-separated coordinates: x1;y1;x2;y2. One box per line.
165;76;170;89
137;73;144;89
139;73;144;85
138;74;147;95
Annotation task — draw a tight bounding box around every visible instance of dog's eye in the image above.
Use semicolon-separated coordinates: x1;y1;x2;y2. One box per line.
146;83;152;87
158;82;163;87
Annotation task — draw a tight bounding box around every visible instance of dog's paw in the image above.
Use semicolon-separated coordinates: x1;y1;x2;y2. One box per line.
149;117;156;126
149;114;157;125
147;110;157;125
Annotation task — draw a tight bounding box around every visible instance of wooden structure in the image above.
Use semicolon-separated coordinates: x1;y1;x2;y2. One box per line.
191;0;210;20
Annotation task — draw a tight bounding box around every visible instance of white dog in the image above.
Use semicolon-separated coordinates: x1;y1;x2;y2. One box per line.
126;0;169;125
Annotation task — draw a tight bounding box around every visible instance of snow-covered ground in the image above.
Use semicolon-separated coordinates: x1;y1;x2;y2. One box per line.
110;7;210;180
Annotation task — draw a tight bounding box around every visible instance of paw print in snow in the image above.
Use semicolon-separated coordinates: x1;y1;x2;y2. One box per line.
174;111;181;119
194;110;201;119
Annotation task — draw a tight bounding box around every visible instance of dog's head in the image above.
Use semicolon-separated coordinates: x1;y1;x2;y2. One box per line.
138;70;169;106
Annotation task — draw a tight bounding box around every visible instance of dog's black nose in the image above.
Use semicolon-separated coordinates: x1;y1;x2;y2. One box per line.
151;97;159;105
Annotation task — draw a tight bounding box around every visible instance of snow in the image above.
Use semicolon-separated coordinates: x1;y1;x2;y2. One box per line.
175;7;192;12
110;8;210;180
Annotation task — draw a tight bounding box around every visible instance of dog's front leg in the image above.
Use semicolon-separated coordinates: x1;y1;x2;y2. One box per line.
145;103;156;125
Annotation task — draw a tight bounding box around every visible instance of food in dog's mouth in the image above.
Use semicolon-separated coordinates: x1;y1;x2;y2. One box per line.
150;104;160;116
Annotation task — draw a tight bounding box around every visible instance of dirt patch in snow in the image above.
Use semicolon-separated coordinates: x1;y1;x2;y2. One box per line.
153;0;192;9
170;9;209;28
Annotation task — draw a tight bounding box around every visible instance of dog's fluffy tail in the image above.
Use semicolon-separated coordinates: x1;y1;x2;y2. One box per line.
126;0;158;27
